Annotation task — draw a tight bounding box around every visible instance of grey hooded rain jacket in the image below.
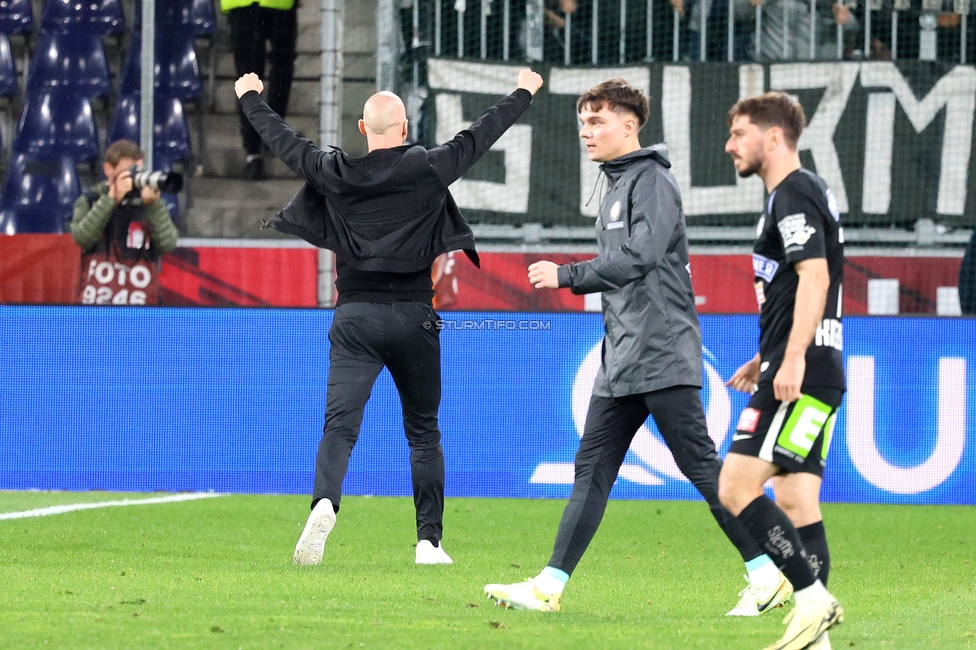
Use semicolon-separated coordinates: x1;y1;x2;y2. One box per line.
556;144;703;398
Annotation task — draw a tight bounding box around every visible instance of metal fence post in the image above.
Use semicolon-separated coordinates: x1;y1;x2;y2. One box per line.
435;0;442;55
504;0;511;60
621;0;628;62
647;0;654;60
140;0;154;170
674;9;680;61
728;0;734;61
480;0;487;59
377;0;397;89
565;11;572;63
755;4;762;59
700;0;707;60
810;0;817;59
593;0;601;63
527;0;544;61
457;1;464;58
864;0;871;58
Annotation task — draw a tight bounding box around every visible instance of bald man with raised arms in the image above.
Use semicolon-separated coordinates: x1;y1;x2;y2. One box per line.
235;69;544;566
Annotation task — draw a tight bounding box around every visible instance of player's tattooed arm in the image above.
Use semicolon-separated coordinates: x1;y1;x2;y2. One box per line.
774;258;829;402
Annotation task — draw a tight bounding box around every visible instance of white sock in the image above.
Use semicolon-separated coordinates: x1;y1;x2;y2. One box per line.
793;580;829;608
747;559;781;587
533;572;566;596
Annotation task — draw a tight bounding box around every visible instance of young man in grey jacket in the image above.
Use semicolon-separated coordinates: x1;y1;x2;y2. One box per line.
484;79;787;616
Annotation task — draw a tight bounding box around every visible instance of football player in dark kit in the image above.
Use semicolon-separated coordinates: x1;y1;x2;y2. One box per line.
234;68;544;566
484;78;789;617
720;92;846;650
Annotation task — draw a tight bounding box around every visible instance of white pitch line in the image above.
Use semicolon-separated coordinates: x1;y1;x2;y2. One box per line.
0;493;225;520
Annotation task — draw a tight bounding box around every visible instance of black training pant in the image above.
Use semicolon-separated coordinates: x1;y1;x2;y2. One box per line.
228;3;298;155
313;302;445;543
548;385;762;575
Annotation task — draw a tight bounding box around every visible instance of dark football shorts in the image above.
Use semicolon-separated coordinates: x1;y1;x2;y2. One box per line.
728;385;844;476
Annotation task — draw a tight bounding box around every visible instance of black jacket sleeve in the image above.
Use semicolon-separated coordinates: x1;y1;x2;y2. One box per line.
239;91;335;195
557;171;680;294
427;88;533;187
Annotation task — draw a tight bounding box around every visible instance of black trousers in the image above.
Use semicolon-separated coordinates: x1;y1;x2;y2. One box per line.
313;302;445;543
548;385;761;575
228;4;298;155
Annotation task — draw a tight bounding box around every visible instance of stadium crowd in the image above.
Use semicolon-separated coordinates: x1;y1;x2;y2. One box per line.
421;0;976;63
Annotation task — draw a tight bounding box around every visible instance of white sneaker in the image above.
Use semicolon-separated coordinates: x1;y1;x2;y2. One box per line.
726;572;794;616
484;579;561;612
293;499;336;566
807;631;831;649
415;539;453;564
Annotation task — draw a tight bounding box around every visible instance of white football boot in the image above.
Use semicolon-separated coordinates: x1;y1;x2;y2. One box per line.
726;572;794;616
763;593;844;650
484;580;561;612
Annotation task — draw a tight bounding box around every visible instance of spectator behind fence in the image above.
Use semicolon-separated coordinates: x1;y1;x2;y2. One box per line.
900;0;975;62
543;0;578;61
751;0;859;60
70;139;179;306
222;0;299;181
674;0;756;60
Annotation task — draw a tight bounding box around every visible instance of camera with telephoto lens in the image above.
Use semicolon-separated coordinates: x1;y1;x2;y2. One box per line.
127;166;184;194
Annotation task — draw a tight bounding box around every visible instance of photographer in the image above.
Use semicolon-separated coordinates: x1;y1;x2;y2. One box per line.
70;139;179;305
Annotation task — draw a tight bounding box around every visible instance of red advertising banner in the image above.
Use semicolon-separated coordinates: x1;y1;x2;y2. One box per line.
0;236;317;307
448;252;756;313
0;234;80;304
159;247;318;307
443;253;963;315
0;235;963;314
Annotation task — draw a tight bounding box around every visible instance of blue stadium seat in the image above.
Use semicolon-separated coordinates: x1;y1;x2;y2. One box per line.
13;91;99;163
120;30;200;101
0;154;81;234
26;32;110;99
0;0;32;35
0;32;17;97
108;93;191;164
41;0;124;36
191;0;216;37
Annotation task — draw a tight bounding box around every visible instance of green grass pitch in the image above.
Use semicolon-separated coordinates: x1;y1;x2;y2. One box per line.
1;492;974;649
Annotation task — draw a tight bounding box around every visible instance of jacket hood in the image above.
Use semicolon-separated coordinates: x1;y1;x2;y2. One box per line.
600;144;671;181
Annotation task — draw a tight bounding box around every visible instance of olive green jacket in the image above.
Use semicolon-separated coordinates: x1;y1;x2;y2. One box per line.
70;181;178;255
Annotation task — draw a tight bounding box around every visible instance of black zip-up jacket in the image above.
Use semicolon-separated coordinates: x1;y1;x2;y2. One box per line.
556;145;702;397
239;89;533;277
